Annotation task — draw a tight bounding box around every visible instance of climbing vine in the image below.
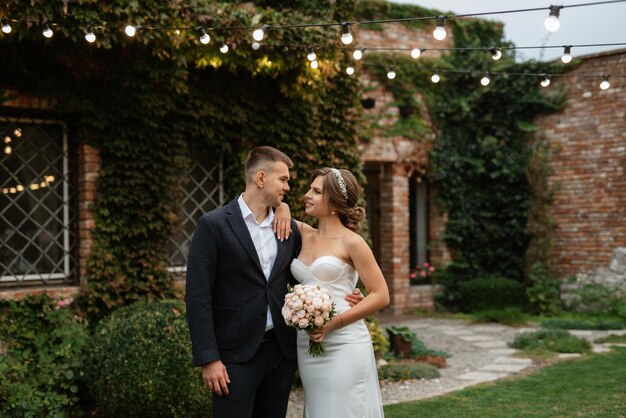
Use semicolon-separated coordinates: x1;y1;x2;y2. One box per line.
0;0;361;320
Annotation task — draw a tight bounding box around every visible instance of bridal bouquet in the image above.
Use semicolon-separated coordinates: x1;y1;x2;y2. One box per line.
282;284;336;356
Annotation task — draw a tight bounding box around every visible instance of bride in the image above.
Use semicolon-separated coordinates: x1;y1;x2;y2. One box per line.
290;167;389;418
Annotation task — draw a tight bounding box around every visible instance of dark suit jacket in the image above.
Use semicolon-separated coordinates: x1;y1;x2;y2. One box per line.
185;198;301;367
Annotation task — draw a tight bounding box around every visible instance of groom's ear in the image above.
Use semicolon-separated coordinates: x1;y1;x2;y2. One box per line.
256;170;265;188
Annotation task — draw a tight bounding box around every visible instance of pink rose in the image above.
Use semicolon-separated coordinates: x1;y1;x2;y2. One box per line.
429;266;435;272
314;316;325;326
420;271;427;278
409;272;417;279
298;318;309;328
423;262;430;268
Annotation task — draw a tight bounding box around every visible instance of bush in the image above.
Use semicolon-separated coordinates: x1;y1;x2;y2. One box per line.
510;329;591;353
542;318;626;330
458;276;527;312
366;316;389;358
472;307;528;326
87;300;210;417
526;262;562;316
570;284;626;320
378;361;440;381
0;294;89;418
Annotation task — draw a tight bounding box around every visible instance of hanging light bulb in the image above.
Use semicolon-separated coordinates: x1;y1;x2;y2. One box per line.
16;184;24;192
4;145;11;154
411;48;421;59
251;41;261;50
252;24;269;42
544;5;562;32
124;24;136;37
561;46;572;63
42;23;53;38
540;75;551;87
353;48;363;61
1;20;11;34
433;16;447;41
307;48;317;62
480;73;491;86
431;71;440;83
196;26;210;44
346;66;355;75
489;47;502;61
220;43;229;53
4;136;10;143
387;66;396;80
600;75;610;90
340;22;353;45
85;25;96;43
310;60;319;69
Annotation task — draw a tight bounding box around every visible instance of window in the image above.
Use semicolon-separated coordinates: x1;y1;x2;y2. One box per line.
166;147;224;272
409;174;429;275
0;118;77;285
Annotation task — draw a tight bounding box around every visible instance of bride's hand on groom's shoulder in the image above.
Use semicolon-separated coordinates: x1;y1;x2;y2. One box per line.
273;202;292;241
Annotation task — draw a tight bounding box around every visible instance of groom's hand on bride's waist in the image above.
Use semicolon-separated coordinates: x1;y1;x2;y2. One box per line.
345;288;364;307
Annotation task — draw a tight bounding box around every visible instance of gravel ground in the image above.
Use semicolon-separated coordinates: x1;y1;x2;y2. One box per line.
286;317;625;418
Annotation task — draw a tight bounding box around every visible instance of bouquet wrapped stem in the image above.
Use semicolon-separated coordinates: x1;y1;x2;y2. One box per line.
282;284;336;357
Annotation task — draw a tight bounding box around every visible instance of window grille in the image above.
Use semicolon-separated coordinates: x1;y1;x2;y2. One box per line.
0;117;77;285
167;149;224;271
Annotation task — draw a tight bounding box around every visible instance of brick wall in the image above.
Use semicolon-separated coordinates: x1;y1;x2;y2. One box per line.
533;49;626;278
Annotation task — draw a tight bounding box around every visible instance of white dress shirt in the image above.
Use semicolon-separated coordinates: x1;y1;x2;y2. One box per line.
238;195;278;331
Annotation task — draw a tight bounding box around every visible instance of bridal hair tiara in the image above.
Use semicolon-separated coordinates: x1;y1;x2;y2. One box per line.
330;168;348;202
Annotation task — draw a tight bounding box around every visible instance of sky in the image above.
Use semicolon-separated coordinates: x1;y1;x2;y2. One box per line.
390;0;626;61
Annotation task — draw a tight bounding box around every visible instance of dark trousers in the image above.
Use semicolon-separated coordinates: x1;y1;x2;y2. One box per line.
212;336;297;418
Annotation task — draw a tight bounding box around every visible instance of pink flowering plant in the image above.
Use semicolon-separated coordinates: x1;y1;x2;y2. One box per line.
282;284;336;356
409;262;436;285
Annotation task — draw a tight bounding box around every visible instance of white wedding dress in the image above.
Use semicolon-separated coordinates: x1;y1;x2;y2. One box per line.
291;256;384;418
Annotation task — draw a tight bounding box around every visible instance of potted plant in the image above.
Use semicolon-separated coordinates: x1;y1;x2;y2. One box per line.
386;326;416;359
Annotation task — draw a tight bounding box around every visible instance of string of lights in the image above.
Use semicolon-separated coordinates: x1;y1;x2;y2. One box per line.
1;0;625;45
1;1;624;90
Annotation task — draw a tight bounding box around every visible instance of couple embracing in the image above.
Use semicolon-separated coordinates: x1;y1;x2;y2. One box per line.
186;146;389;418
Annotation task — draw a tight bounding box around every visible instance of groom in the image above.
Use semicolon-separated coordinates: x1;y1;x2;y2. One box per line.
186;146;361;418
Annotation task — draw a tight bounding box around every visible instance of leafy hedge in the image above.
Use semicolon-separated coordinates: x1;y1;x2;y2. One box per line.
0;294;89;417
87;300;209;417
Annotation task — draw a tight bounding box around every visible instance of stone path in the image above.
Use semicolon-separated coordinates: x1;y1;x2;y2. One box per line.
286;317;626;417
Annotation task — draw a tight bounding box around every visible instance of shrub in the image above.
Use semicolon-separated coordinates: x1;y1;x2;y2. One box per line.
510;329;591;353
458;276;527;312
378;361;440;381
87;300;210;418
594;334;626;344
542;318;626;330
366;316;389;358
570;284;626;320
526;262;562;316
0;294;89;418
472;307;528;326
386;326;450;358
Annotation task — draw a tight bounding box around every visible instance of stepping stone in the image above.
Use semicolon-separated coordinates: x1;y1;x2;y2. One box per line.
431;326;465;332
481;363;530;373
488;348;517;355
459;335;495;342
494;356;533;365
570;330;593;337
558;353;581;359
443;330;475;336
513;328;537;334
592;345;612;353
456;371;501;382
411;323;434;329
469;325;509;333
607;330;626;336
474;340;508;348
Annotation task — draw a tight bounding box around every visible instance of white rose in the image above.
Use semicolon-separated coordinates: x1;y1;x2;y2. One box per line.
298;318;309;328
292;300;303;310
312;297;323;309
297;309;306;318
313;316;325;327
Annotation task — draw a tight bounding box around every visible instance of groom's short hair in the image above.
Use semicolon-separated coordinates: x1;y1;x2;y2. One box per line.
244;146;293;183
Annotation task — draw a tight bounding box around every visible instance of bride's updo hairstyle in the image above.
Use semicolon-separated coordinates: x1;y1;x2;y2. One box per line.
312;167;365;233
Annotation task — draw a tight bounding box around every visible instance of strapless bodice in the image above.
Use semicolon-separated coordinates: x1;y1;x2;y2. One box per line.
290;256;358;313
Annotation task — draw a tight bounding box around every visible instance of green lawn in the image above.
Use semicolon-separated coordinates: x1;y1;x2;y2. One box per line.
384;347;626;418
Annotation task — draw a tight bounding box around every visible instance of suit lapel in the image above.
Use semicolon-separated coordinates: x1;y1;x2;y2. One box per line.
226;199;264;276
269;235;288;283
